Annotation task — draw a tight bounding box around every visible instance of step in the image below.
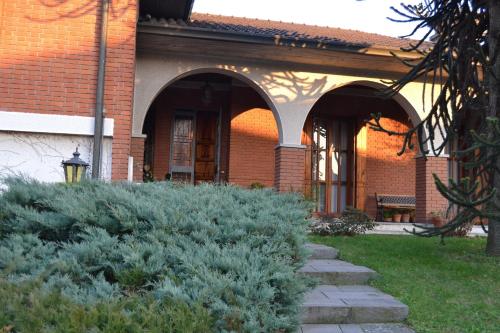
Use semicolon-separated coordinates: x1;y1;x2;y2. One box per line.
299;260;377;285
305;243;339;260
301;285;409;324
300;323;415;333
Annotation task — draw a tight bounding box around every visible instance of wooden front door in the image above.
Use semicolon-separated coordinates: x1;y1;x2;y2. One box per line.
306;116;355;214
194;111;219;183
169;110;220;183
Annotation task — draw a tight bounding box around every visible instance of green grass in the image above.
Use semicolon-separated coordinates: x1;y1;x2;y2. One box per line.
309;235;500;333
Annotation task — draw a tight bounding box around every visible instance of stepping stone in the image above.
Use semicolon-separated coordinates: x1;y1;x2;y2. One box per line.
301;285;409;324
305;243;339;260
300;323;415;333
299;260;377;285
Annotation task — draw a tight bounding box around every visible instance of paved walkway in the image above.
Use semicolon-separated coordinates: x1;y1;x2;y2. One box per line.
368;222;486;237
299;243;415;333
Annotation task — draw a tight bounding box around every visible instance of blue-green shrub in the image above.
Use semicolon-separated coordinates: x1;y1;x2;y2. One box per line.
0;178;310;332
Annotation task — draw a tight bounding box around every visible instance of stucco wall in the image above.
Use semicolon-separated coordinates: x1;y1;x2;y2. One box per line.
0;111;114;183
133;52;436;147
0;132;112;182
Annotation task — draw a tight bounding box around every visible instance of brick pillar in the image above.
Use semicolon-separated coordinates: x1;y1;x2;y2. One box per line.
416;156;449;223
130;136;145;182
274;145;306;192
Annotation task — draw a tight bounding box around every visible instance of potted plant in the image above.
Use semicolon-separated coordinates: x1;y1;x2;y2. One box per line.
392;210;402;223
430;211;447;227
383;209;393;222
401;210;411;223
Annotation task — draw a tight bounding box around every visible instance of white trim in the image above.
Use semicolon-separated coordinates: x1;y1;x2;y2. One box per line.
275;143;307;149
414;153;449;159
0;111;114;137
127;156;134;182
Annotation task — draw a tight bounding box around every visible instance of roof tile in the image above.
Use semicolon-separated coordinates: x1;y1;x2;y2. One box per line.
140;12;423;51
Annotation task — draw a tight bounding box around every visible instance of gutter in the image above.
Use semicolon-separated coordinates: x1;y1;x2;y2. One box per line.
92;0;110;179
137;22;423;59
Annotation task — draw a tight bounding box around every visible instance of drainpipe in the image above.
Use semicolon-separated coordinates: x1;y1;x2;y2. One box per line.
92;0;110;179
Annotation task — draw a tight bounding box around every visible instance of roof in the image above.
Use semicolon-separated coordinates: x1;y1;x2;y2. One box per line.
138;13;421;51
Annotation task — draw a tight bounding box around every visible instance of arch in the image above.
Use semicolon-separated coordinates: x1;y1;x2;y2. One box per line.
301;80;424;135
301;79;422;215
133;67;283;143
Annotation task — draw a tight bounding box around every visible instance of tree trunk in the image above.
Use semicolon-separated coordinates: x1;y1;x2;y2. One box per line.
486;0;500;256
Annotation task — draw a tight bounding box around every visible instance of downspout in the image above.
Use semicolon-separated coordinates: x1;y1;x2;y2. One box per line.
92;0;110;179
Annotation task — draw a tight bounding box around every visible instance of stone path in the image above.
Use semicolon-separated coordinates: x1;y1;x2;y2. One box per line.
299;243;414;333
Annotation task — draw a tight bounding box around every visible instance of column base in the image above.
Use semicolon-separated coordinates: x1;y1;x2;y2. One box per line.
415;156;449;223
274;145;306;192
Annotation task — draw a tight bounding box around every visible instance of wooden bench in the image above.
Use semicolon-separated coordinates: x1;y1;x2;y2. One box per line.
375;193;416;221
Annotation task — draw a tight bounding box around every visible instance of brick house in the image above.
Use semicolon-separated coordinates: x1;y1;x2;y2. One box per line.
0;0;448;222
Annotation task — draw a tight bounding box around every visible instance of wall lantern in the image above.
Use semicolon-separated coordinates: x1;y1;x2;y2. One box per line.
201;81;214;105
62;148;89;183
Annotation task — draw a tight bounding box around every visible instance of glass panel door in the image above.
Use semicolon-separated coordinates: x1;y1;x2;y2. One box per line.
312;117;328;212
330;120;353;214
311;116;355;214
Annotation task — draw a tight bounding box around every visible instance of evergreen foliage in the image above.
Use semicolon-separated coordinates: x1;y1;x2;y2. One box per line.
0;279;213;333
367;1;500;254
0;178;311;332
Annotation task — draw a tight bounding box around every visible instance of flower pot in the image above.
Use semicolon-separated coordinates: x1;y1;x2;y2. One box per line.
401;213;411;223
383;217;392;222
392;213;402;223
432;216;446;228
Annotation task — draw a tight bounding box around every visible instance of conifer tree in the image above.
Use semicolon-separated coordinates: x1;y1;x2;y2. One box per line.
370;0;500;255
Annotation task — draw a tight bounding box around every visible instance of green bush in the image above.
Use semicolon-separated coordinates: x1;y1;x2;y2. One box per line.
0;178;310;332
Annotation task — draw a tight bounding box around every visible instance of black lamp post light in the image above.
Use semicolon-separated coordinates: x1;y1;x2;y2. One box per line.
62;148;89;183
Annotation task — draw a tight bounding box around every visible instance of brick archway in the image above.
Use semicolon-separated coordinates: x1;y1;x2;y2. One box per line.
133;67;283;145
131;72;280;188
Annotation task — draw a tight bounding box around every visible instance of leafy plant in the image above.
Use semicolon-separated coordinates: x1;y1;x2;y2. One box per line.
310;207;375;236
383;209;393;219
249;182;265;189
0;177;311;332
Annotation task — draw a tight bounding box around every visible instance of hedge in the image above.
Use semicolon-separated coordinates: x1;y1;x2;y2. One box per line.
0;178;311;332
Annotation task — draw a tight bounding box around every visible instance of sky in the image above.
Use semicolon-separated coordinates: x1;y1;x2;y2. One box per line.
192;0;427;39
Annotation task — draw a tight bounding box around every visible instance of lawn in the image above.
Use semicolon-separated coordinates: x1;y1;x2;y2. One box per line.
309;235;500;333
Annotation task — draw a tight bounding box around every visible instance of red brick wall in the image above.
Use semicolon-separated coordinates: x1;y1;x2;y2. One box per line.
364;117;417;217
143;83;278;186
229;87;278;187
130;136;145;182
275;146;306;192
416;156;448;223
0;0;137;180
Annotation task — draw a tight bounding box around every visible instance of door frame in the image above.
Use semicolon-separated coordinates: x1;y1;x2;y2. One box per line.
305;114;357;214
169;109;222;183
169;110;197;182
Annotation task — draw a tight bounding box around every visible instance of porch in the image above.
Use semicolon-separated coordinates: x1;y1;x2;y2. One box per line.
132;18;450;223
130;70;437;221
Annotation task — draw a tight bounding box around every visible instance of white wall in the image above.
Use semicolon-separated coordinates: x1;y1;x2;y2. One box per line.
0;111;114;183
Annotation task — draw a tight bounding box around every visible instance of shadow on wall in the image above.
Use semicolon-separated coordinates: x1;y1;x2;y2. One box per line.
25;0;133;22
1;0;136;117
0;0;137;180
215;65;331;103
